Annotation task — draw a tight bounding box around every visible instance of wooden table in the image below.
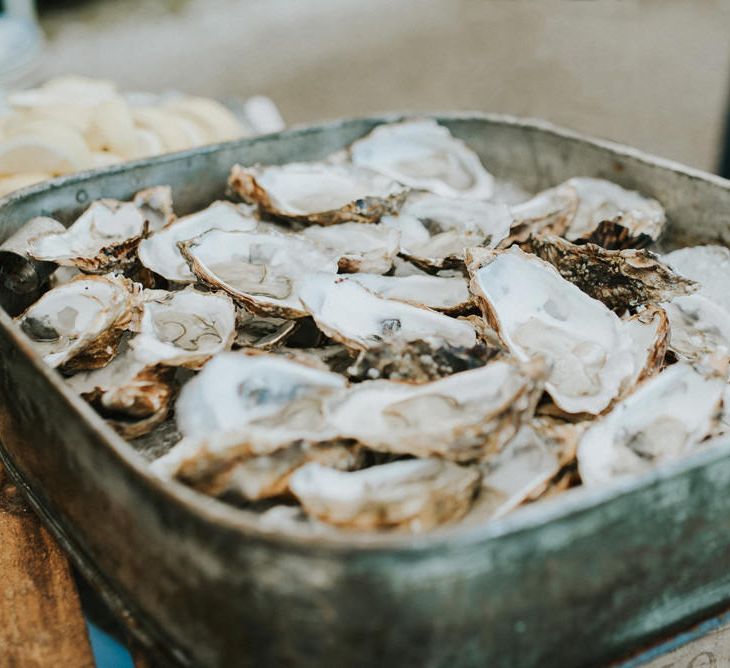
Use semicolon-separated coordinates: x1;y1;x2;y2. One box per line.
0;463;148;667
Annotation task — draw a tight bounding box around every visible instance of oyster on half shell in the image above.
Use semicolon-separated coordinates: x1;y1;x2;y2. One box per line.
290;458;480;531
138;201;257;283
16;274;139;372
577;360;726;486
299;274;477;350
181;229;339;318
349;119;495;200
229;162;406;226
382;192;512;271
468;246;637;415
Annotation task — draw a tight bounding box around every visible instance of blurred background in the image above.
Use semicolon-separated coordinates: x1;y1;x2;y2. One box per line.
8;0;727;173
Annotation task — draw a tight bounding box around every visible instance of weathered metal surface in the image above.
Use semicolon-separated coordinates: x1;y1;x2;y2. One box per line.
1;114;730;668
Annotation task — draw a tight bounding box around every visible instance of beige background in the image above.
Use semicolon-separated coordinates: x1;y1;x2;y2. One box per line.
34;0;730;171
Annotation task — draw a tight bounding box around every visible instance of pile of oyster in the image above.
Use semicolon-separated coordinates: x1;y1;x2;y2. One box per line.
9;119;730;534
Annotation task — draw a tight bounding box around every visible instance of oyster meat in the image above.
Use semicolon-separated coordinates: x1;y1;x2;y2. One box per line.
382;192;512;270
16;274;138;372
181;229;339;318
299;274;477;350
577;360;726;486
138;201;257;283
344;273;471;313
326;358;545;462
289;458;480;531
28;200;148;272
301;223;400;274
349;119;495;199
130;287;236;368
523;234;696;312
228;162;406;226
564;177;666;244
468;246;637;415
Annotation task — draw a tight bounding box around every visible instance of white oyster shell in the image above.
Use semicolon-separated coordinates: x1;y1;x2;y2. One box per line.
301;223;400;274
664;245;730;313
28;200;147;272
129;288;236;368
564;177;666;242
345;273;471;313
138;201;257;283
468;247;636;415
465;426;561;522
16;274;138;372
175;352;347;439
663;295;730;361
503;184;578;245
326;359;545;461
577;361;725;486
349;119;495;199
229;162;406;225
290;459;480;531
382;192;512;270
182;230;339;317
299;274;477;350
133;185;174;233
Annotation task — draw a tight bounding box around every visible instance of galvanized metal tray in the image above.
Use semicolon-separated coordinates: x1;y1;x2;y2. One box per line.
2;113;730;668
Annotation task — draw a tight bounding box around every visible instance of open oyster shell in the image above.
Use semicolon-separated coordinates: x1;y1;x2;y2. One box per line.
464;426;561;523
664;245;730;314
501;184;578;246
468;246;637;415
326;358;545;462
129;287;236;368
299;274;477;350
16;274;139;372
349;119;495;199
173;440;361;501
344;273;471;314
28;200;148;273
174;352;347;440
66;346;175;439
663;295;730;361
301;223;400;274
228;162;406;226
563;177;666;244
290;458;480;531
577;360;726;486
137;201;257;283
133;185;175;233
181;230;339;318
523;235;696;312
382;192;512;271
